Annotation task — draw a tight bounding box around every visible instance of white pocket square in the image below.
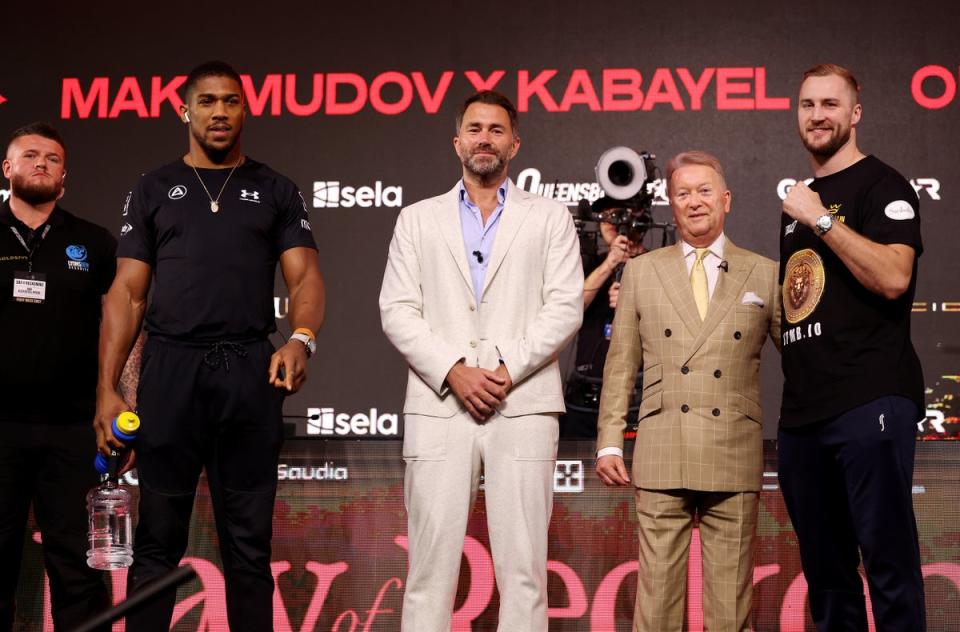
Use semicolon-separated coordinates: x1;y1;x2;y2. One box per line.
741;291;764;307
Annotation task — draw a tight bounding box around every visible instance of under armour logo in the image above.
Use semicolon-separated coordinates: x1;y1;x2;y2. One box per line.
879;414;885;432
240;189;260;202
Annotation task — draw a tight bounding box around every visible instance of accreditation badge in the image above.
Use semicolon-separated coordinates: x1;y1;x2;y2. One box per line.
12;271;47;304
782;249;824;324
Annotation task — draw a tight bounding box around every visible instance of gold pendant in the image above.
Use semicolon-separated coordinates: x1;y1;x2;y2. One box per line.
210;201;219;213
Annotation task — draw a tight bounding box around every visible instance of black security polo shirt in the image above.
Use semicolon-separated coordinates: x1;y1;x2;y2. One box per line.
0;200;116;423
117;158;316;341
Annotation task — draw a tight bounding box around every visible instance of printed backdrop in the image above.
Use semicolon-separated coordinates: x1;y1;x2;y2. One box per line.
4;2;960;629
2;0;958;440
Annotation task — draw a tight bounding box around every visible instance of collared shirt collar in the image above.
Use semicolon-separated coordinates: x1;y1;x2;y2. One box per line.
0;198;65;229
458;178;508;209
681;232;725;260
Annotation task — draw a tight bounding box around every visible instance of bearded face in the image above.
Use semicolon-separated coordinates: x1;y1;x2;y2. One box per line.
3;134;66;206
11;169;63;205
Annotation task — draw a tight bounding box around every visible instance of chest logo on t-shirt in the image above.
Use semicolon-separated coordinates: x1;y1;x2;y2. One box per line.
65;244;90;272
240;189;261;203
783;248;825;324
168;185;187;200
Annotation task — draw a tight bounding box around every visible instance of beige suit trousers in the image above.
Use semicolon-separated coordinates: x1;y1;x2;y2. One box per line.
401;410;559;632
634;488;758;632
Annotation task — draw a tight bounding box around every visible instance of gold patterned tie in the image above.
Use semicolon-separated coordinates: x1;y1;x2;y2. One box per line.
691;247;709;320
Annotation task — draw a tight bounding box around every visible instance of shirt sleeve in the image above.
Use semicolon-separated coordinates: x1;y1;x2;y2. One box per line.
861;173;923;256
273;177;317;254
115;179;156;264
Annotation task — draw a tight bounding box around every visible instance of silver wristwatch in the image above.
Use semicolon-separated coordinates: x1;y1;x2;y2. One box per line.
815;214;834;235
290;332;316;357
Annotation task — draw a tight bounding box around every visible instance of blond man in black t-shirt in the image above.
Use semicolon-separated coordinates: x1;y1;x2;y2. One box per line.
778;63;926;632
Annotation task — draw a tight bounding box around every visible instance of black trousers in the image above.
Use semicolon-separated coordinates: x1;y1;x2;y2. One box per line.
126;337;284;632
0;420;110;632
778;395;926;632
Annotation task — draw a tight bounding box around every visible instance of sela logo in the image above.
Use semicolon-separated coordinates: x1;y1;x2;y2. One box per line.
277;462;349;481
240;189;261;203
168;185;187;200
305;407;399;437
301;218;312;231
554;460;585;493
122;191;131;216
120;222;133;236
312;180;403;208
515;167;668;207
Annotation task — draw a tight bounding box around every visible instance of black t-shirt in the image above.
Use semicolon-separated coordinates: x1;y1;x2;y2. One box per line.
0;201;116;423
117;158;316;341
779;155;924;426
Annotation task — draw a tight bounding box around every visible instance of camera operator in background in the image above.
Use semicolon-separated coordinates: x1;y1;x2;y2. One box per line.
560;214;647;438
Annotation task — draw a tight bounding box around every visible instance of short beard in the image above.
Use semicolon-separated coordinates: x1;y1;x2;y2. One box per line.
801;126;851;159
462;152;505;178
191;128;240;165
12;173;62;205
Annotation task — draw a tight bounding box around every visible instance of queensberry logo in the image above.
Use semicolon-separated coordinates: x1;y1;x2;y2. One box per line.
66;245;89;271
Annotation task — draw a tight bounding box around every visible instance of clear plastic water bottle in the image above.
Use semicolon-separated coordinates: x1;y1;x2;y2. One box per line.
86;412;139;570
86;478;134;569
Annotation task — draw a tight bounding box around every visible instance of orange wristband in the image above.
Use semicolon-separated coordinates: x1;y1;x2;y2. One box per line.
293;327;316;340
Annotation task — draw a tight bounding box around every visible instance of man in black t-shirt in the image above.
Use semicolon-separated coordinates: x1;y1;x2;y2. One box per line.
779;64;926;631
95;61;325;632
0;123;114;631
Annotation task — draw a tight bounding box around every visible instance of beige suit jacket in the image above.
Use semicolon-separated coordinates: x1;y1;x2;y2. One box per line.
379;180;584;418
597;240;780;492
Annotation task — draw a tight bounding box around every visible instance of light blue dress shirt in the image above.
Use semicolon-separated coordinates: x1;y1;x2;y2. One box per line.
458;179;507;306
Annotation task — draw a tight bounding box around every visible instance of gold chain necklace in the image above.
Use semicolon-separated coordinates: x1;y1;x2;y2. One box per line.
189;155;242;213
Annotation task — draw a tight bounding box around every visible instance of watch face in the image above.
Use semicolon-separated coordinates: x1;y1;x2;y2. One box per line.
817;215;832;232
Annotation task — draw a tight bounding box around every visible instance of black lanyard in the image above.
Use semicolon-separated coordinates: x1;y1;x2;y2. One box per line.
9;225;50;273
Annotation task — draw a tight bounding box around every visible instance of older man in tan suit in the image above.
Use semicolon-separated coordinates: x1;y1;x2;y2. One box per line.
380;91;583;631
596;150;780;631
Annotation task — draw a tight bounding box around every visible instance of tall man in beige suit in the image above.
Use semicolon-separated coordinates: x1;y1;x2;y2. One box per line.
596;151;780;631
379;91;583;631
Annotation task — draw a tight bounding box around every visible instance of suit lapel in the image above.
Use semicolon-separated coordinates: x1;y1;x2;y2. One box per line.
684;240;755;362
654;243;703;337
434;184;474;295
480;179;531;299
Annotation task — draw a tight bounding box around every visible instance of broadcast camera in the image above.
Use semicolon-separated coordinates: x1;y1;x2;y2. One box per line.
575;147;674;256
562;147;672;437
